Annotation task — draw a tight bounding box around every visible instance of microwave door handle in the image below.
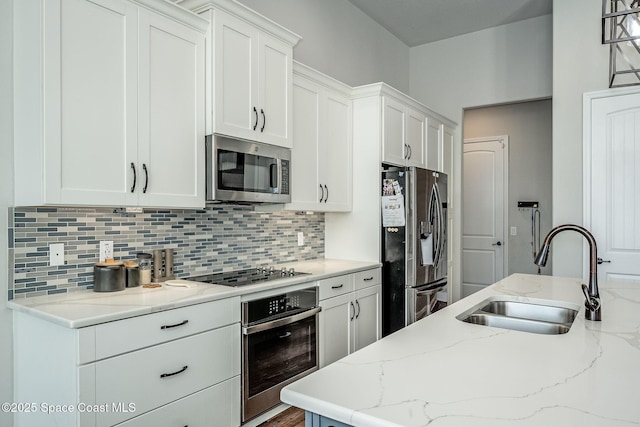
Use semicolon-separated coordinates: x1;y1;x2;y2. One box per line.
270;161;278;191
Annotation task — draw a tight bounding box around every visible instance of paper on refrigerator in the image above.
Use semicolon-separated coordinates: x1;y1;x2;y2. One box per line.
381;195;405;227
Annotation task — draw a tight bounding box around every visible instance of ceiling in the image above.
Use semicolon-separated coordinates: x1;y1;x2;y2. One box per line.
346;0;553;47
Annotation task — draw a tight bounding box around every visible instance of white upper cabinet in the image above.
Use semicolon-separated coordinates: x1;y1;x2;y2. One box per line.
137;9;205;208
381;94;427;168
426;115;443;172
189;0;300;148
13;0;207;208
286;62;352;212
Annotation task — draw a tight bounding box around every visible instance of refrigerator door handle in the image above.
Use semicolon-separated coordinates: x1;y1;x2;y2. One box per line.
433;183;444;267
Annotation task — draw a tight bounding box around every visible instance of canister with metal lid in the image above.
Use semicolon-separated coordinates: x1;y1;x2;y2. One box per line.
124;260;141;288
137;252;152;285
93;259;125;292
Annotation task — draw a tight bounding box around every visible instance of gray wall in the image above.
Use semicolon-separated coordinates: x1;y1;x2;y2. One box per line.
1;0;14;423
237;0;410;93
464;100;553;276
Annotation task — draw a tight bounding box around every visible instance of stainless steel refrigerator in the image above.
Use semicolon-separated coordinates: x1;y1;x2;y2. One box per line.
381;165;448;336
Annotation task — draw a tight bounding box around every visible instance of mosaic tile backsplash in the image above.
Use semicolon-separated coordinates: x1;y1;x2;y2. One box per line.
8;205;324;299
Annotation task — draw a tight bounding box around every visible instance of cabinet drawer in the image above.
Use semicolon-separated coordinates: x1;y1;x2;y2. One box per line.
92;297;240;360
115;376;240;427
318;274;354;300
354;268;380;290
93;324;240;426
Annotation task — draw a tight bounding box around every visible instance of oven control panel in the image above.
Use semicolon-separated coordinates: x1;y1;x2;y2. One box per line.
243;287;318;325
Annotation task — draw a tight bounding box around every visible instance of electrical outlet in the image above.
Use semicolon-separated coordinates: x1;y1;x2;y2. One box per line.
49;243;64;266
99;241;113;262
297;232;304;246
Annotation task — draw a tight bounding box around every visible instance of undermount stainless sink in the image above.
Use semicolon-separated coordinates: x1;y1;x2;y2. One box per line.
456;296;579;335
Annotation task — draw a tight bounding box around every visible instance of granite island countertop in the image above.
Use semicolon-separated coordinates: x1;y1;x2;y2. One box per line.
7;258;380;328
281;273;640;427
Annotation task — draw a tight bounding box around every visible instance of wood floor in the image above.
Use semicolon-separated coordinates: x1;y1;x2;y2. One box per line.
258;406;305;427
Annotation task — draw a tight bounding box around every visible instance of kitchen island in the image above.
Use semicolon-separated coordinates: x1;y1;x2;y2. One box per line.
281;274;640;426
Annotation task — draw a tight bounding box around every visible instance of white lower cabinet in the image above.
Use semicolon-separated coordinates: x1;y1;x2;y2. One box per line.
318;269;381;368
116;377;240;427
13;297;241;427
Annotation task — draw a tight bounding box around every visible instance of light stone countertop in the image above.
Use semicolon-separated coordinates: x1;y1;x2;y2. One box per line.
281;273;640;427
7;258;381;328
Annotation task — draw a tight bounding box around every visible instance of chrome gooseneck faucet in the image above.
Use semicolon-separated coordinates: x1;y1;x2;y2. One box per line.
534;224;601;321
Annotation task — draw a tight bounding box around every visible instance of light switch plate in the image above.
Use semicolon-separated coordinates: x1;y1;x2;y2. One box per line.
50;243;64;266
510;227;517;236
297;232;304;246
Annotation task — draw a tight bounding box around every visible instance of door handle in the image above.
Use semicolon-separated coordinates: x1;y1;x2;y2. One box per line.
597;257;611;264
492;241;502;246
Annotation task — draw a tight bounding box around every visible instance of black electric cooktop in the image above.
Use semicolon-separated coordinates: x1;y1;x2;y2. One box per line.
187;267;310;287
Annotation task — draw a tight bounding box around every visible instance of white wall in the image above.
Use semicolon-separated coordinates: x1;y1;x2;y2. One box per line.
409;15;552;122
237;0;410;93
552;0;609;278
409;15;552;299
1;0;14;424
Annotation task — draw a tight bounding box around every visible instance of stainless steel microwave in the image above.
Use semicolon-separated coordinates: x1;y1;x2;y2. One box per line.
206;135;291;203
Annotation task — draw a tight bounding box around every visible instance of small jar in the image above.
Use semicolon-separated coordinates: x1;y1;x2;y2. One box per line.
136;252;152;285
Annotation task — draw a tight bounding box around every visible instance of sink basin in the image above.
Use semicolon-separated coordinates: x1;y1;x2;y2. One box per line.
456;296;579;335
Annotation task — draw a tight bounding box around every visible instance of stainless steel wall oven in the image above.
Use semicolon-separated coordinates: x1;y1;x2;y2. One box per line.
241;287;320;422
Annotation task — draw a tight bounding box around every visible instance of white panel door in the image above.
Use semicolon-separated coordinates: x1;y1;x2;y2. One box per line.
214;11;256;140
258;33;291;147
586;89;640;282
405;107;426;168
426;116;443;172
138;9;205;208
319;293;353;368
462;137;507;297
320;90;352;211
55;0;137;206
353;285;381;352
290;76;321;207
382;97;406;166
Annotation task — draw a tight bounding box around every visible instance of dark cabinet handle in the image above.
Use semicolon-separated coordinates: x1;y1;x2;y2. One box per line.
407;144;412;160
350;301;355;321
331;284;343;289
143;163;149;193
363;277;374;281
319;184;324;203
260;109;266;132
324;185;328;202
253;107;258;130
161;319;189;330
130;162;136;193
355;300;361;319
160;365;188;378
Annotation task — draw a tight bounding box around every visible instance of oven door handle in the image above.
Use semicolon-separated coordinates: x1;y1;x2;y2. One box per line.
242;306;321;335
